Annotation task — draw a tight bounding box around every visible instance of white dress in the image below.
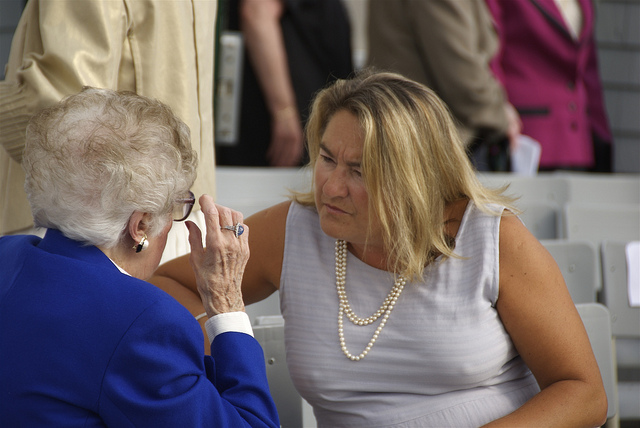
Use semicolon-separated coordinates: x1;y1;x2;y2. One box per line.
280;201;540;427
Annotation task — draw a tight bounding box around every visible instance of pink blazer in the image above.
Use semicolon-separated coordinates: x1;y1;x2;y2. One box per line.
486;0;612;168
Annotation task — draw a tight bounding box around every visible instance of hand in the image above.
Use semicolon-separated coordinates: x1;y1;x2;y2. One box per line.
186;195;249;316
266;108;304;166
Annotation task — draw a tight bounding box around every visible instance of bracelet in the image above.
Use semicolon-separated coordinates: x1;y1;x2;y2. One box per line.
195;312;208;321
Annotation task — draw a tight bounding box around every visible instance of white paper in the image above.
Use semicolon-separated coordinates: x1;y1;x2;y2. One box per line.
626;241;640;307
511;134;541;176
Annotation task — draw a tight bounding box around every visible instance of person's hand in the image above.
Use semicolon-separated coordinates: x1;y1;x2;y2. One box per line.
266;107;304;166
504;102;522;151
185;195;249;316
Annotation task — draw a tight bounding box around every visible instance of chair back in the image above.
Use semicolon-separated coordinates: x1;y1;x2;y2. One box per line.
562;203;640;245
253;316;304;428
564;174;640;205
477;172;569;204
600;241;640;339
542;240;599;301
600;241;640;421
520;202;561;239
576;303;619;420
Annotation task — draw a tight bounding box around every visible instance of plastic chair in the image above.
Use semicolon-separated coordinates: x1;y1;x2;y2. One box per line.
601;241;640;337
600;241;640;422
542;240;599;301
576;303;619;422
253;316;305;428
562;203;640;244
563;173;640;205
520;202;561;239
476;172;569;205
245;293;282;325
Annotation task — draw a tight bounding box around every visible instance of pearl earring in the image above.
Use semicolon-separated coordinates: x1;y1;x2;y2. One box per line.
133;234;149;253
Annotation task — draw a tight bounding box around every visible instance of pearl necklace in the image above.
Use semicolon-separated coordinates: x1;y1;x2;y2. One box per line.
335;240;406;361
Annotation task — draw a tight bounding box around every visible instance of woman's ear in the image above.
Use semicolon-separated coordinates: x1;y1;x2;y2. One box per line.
128;212;151;244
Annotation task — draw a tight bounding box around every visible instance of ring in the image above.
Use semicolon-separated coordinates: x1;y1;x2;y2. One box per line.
221;222;245;238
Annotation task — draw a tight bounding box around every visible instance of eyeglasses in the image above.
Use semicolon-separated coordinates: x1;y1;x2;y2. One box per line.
173;191;195;222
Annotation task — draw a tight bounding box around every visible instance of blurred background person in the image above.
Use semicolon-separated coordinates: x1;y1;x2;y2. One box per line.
215;0;353;167
0;88;279;427
367;0;521;172
486;0;613;172
0;0;217;263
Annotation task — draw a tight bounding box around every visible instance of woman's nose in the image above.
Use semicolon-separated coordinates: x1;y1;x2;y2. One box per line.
323;169;349;198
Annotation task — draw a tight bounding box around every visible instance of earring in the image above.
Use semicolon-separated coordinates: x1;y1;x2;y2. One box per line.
133;234;149;253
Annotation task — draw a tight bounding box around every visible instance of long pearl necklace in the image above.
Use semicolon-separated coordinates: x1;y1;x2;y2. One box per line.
335;240;406;361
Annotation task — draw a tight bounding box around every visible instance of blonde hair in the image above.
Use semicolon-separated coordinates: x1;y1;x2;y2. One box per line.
294;70;517;280
23;87;197;248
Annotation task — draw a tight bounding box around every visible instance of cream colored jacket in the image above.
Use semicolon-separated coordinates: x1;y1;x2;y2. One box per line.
0;0;217;234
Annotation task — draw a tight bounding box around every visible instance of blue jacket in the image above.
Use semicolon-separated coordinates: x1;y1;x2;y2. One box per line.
0;229;279;427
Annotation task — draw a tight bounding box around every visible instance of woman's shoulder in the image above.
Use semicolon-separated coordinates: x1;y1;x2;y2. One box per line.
464;199;512;224
451;199;510;248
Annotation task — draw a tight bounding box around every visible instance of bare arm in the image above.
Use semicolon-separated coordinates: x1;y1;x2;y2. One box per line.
238;200;290;303
484;215;607;427
240;0;304;166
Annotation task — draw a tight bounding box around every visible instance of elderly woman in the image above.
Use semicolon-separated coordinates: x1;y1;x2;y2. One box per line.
153;72;606;427
0;88;279;427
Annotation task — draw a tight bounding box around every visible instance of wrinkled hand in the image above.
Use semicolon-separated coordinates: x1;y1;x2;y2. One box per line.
186;195;249;316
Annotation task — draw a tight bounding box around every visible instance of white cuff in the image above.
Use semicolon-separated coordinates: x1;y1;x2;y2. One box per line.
204;312;253;344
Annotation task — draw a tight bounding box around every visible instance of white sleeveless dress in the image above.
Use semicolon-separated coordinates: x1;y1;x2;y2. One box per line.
280;200;540;427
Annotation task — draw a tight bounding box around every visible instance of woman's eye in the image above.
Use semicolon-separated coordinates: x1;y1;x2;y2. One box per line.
320;154;334;164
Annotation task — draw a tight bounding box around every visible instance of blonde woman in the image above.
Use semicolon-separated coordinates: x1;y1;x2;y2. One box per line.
153;71;606;427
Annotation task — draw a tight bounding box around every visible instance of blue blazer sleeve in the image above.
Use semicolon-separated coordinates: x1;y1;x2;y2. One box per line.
98;297;279;428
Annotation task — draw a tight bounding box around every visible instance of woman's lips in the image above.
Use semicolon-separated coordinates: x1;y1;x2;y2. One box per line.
324;203;347;215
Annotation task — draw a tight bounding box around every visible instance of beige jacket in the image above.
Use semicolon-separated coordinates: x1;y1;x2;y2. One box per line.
0;0;217;234
367;0;508;145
